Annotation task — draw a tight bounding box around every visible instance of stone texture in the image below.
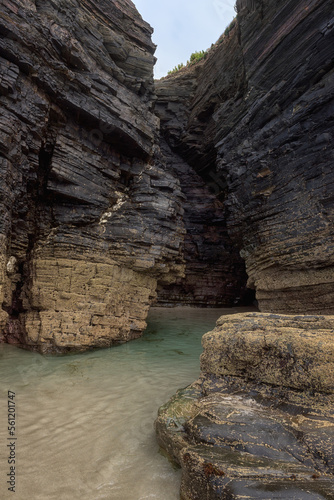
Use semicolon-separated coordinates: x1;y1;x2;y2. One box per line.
155;312;334;499
155;0;334;315
156;140;250;307
201;312;334;394
0;0;185;352
1;0;334;353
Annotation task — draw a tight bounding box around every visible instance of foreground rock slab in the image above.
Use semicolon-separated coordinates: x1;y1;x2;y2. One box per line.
155;313;334;499
201;312;334;394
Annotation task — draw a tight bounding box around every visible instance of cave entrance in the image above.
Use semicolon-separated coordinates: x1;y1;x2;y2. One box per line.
155;143;255;309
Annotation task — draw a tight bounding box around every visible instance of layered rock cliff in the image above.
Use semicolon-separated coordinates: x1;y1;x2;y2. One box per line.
1;0;333;353
0;0;187;352
0;0;257;353
156;139;250;307
156;0;334;314
155;2;334;497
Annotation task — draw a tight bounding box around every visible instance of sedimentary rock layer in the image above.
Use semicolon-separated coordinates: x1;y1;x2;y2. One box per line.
157;140;249;307
155;312;334;499
201;312;334;394
1;0;333;350
0;0;185;352
156;0;334;314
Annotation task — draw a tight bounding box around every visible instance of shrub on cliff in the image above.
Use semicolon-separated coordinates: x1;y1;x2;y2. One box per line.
224;17;236;37
167;63;185;75
167;50;207;76
188;50;207;65
166;18;237;77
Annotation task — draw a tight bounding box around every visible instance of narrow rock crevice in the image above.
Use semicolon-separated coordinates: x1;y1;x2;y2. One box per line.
156;0;334;314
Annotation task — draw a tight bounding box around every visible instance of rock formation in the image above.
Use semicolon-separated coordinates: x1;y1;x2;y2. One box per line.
156;139;250;307
1;0;334;497
0;0;256;352
0;0;333;338
156;312;334;499
156;0;334;315
0;0;187;352
154;0;334;497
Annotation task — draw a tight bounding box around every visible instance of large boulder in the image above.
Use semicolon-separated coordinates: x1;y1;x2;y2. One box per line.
155;313;334;499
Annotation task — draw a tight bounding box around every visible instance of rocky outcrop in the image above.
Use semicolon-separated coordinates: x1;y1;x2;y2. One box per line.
156;0;334;315
202;312;334;394
155;312;334;499
155;2;334;492
0;0;185;352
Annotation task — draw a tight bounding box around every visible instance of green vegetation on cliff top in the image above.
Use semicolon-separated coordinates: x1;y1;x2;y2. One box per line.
167;18;236;76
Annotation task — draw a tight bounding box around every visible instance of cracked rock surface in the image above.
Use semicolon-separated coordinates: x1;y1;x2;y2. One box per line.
155;312;334;499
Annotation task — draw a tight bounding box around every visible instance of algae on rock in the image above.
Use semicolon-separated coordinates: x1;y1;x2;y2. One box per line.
155;312;334;499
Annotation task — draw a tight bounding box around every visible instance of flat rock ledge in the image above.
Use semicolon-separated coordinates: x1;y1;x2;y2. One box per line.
155;313;334;499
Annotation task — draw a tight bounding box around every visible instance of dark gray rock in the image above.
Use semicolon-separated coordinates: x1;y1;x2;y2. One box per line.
155;0;334;315
156;139;250;307
0;0;186;351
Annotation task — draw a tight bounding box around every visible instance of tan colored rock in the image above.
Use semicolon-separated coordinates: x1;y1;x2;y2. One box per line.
201;312;334;394
20;257;157;352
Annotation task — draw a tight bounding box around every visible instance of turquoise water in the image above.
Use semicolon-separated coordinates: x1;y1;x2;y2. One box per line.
0;307;251;500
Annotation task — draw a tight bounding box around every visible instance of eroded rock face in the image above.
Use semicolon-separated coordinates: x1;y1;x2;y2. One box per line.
155;312;334;499
201;312;334;394
157;140;250;307
156;0;334;314
0;0;185;352
1;0;333;352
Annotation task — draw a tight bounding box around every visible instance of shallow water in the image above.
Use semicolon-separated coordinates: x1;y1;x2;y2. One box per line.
0;307;252;500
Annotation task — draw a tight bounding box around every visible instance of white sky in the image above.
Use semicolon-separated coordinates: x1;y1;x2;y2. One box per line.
133;0;236;79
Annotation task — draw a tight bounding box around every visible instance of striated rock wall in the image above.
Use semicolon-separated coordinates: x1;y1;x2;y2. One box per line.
0;0;185;352
1;0;333;351
156;0;334;315
156;139;250;307
155;3;334;492
153;2;334;496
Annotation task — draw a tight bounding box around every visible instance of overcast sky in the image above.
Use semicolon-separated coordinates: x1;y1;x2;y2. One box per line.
133;0;236;79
